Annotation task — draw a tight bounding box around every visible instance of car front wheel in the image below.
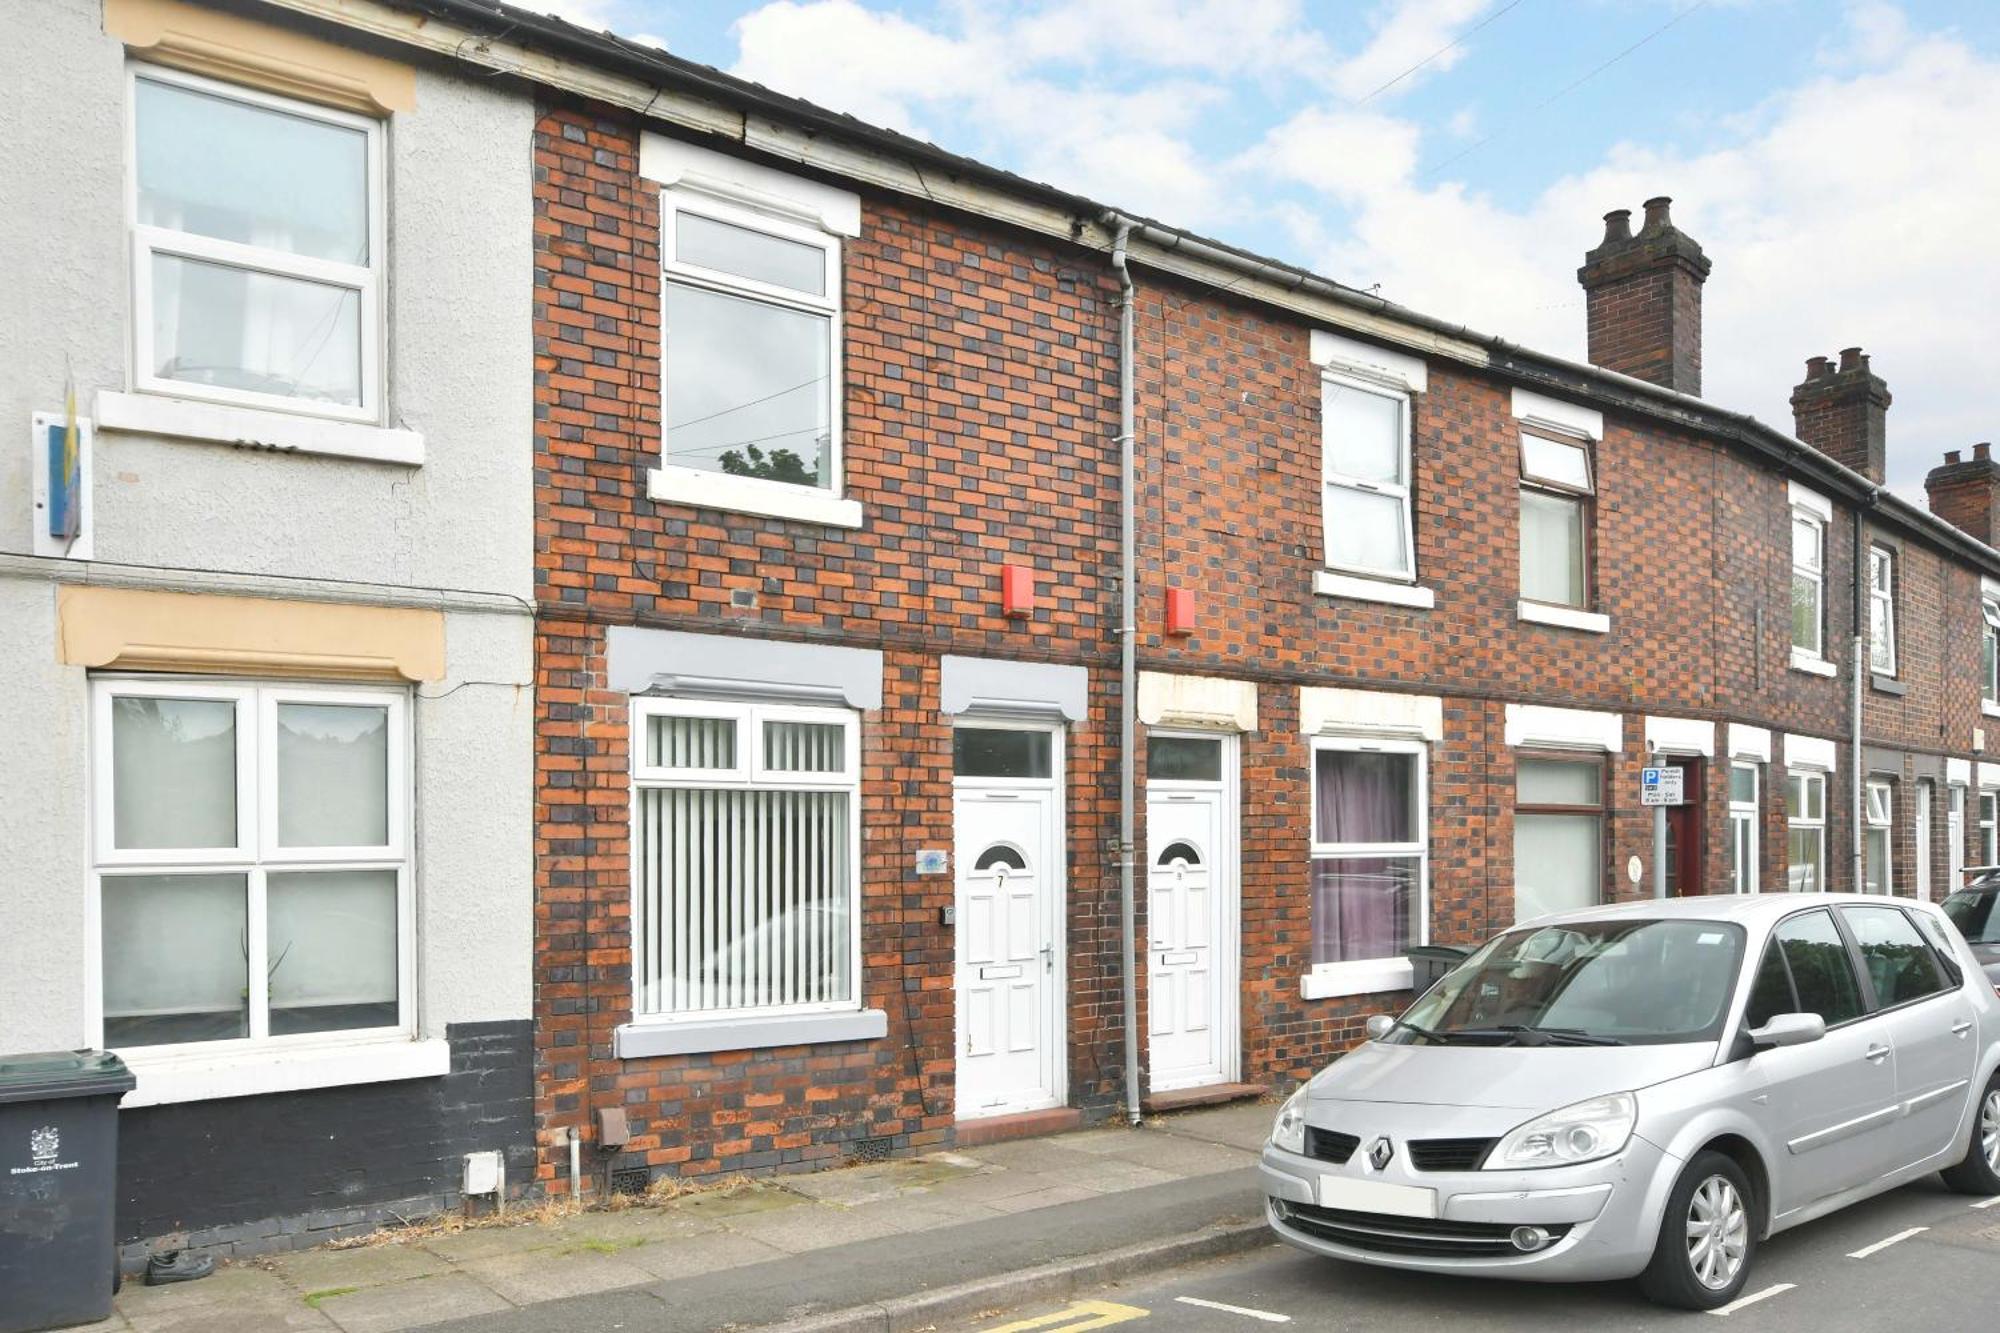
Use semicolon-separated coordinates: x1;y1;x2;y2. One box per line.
1638;1150;1756;1310
1940;1073;2000;1196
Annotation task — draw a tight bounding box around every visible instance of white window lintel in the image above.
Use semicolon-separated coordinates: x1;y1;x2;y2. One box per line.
1511;388;1603;441
1300;686;1442;742
1727;724;1773;763
1981;762;2000;790
641;131;861;237
1504;704;1622;753
1310;329;1426;393
1784;733;1839;773
1645;716;1717;758
1948;758;1973;786
1787;481;1834;523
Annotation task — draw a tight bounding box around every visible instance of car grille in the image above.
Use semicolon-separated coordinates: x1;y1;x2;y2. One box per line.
1407;1137;1496;1171
1279;1202;1572;1257
1304;1126;1360;1164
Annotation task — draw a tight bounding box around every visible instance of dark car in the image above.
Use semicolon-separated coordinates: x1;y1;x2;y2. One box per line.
1941;868;2000;987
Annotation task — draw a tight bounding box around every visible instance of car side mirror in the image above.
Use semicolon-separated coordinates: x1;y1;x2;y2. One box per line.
1748;1012;1826;1048
1365;1013;1396;1040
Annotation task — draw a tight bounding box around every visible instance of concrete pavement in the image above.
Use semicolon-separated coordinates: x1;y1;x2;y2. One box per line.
91;1100;1276;1332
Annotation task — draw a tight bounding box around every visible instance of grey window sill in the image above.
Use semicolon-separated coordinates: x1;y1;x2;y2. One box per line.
1871;675;1907;697
614;1009;886;1059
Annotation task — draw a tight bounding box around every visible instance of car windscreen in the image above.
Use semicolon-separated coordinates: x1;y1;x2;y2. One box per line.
1386;918;1747;1046
1941;890;2000;944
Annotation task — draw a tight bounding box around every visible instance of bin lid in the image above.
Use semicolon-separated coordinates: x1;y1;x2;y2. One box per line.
1406;944;1472;961
0;1049;137;1104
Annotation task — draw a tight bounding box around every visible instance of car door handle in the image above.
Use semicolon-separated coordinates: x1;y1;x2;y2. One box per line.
1953;1020;1974;1037
1864;1044;1890;1063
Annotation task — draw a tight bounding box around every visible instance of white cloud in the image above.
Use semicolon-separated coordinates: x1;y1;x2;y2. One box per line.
1259;5;2000;493
1332;0;1495;102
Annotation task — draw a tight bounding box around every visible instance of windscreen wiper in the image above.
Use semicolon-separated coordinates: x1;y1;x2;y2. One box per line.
1495;1024;1628;1047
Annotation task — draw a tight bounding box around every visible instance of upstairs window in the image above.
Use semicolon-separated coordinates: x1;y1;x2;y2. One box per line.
1982;596;1999;707
131;67;382;421
1868;546;1897;676
660;196;841;495
1320;374;1415;583
1790;510;1826;660
1518;431;1594;610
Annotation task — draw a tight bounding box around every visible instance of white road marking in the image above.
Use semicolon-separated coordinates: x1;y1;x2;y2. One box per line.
1972;1195;2000;1209
1174;1296;1291;1323
1847;1226;1928;1259
1708;1283;1795;1317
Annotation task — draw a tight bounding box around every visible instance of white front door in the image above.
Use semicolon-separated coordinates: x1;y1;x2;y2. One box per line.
1915;782;1933;901
954;786;1061;1118
1146;741;1236;1093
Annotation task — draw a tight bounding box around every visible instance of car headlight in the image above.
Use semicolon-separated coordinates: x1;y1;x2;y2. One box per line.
1486;1092;1635;1170
1271;1088;1309;1155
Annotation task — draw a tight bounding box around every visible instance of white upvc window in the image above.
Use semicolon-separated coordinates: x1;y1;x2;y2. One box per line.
1320;372;1415;584
1868;546;1897;676
1514;755;1605;918
1982;596;1999;707
1729;761;1759;894
1308;737;1427;978
129;65;384;423
1982;791;1998;866
656;191;845;504
1786;771;1827;891
1519;430;1595;611
1790;509;1827;663
91;678;410;1053
1864;779;1894;894
629;697;860;1022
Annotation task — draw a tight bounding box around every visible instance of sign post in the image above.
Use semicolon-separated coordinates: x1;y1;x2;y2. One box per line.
1640;761;1685;899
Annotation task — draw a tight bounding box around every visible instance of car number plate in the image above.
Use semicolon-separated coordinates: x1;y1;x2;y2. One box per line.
1316;1175;1437;1218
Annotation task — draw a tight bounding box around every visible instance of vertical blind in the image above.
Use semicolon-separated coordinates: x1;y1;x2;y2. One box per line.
634;708;856;1018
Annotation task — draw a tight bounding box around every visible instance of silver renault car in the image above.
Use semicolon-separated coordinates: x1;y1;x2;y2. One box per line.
1262;895;2000;1310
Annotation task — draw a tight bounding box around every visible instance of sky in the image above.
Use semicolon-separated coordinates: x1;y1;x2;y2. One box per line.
529;0;2000;497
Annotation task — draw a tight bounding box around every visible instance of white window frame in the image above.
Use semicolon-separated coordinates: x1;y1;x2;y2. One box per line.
1319;369;1415;585
1517;427;1596;613
127;64;385;425
1981;594;2000;712
1982;790;1998;866
1304;735;1428;997
1729;761;1759;894
1868;545;1897;677
87;677;414;1057
1787;770;1827;892
627;695;862;1025
651;189;855;525
1864;779;1894;894
1790;506;1828;669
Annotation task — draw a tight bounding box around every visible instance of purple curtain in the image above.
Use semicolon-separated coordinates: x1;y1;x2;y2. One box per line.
1313;752;1415;964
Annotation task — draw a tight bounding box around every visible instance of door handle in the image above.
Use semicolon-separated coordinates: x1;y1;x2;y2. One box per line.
1864;1044;1890;1063
1953;1020;1974;1037
1041;944;1053;972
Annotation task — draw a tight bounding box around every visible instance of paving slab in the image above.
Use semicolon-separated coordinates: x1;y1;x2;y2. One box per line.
619;1227;789;1281
1058;1158;1183;1194
125;1294;334;1333
1153;1101;1275;1151
841;1194;1008;1235
315;1273;514;1333
116;1263;304;1319
459;1245;656;1305
779;1155;981;1205
982;1183;1103;1214
723;1200;909;1254
414;1223;564;1265
271;1242;453;1292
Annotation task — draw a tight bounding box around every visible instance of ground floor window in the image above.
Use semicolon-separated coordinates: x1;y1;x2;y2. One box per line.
1729;762;1759;893
1513;756;1603;918
1864;780;1894;894
1309;739;1426;964
92;678;408;1049
1787;771;1827;891
1983;791;1998;866
630;697;859;1020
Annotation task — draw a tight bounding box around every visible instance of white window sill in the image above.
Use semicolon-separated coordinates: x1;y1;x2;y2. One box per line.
1982;701;2000;719
95;391;423;466
615;1008;886;1058
1313;570;1435;610
1517;600;1610;634
1301;959;1415;1000
1790;652;1838;678
647;466;863;529
117;1036;449;1108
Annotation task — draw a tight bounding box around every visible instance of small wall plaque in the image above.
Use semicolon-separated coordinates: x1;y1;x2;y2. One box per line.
915;848;948;876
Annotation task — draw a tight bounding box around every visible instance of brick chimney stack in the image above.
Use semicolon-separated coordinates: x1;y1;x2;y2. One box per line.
1791;347;1891;484
1577;196;1712;395
1926;442;2000;545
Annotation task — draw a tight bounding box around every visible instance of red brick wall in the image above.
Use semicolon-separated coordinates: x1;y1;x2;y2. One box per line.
531;102;1124;1190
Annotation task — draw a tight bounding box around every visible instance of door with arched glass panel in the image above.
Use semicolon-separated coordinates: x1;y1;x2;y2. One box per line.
1146;733;1236;1093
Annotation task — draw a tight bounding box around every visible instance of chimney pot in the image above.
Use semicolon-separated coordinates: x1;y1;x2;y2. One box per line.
1601;209;1633;244
1641;196;1673;232
1978;442;1993;462
1839;346;1866;372
1805;355;1832;380
1947;449;1964;465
